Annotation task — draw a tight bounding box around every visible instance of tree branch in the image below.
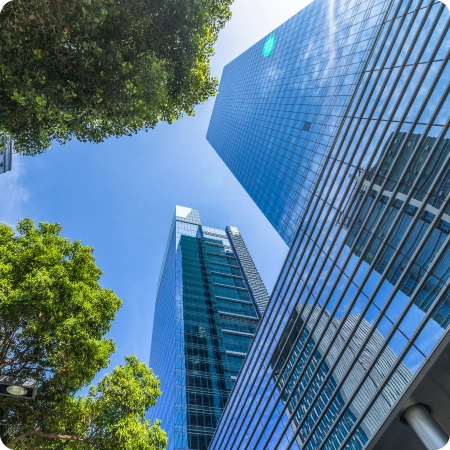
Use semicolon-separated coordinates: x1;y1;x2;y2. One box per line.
6;427;89;448
0;319;16;367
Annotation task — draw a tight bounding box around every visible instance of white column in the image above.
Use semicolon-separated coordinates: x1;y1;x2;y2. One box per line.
403;404;450;450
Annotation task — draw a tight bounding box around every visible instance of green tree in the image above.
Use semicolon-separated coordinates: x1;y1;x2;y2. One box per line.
0;219;121;442
0;0;232;155
0;220;166;448
0;219;121;400
4;355;167;449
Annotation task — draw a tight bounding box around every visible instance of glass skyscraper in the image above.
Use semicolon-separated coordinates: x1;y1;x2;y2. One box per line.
0;137;12;175
147;206;269;450
207;0;450;448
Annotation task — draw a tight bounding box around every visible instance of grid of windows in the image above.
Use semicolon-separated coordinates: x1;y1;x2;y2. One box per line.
227;226;271;312
214;285;251;301
208;263;242;275
206;254;238;265
147;207;268;450
226;353;246;377
216;297;257;317
210;273;246;288
207;0;391;245
219;314;259;334
223;332;254;354
208;0;450;449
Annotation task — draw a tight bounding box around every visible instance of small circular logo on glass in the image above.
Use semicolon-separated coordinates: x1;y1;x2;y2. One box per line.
262;33;276;57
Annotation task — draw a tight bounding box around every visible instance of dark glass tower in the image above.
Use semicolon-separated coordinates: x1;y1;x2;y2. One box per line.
207;0;450;448
147;206;269;450
0;137;12;175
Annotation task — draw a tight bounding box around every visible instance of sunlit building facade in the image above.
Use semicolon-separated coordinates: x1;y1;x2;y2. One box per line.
344;132;450;328
147;206;268;450
207;0;450;448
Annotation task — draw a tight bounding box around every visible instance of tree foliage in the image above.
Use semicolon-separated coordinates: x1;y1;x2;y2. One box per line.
0;220;166;448
5;355;167;449
0;219;121;443
0;218;121;394
0;0;233;155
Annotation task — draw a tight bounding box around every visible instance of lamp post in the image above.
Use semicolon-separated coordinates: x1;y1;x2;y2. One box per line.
0;377;38;450
0;376;37;400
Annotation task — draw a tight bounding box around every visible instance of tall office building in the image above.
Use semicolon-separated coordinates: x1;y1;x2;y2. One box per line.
207;0;450;448
147;206;269;450
0;138;12;175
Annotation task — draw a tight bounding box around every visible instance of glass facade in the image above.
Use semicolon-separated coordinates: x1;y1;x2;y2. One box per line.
207;0;394;246
344;131;450;327
147;206;269;450
207;0;450;448
0;137;12;175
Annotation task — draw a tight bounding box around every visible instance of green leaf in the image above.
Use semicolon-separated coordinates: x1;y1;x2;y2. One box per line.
0;0;233;155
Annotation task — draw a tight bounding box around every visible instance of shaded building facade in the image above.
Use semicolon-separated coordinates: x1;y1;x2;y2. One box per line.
0;138;12;175
147;206;269;450
207;0;450;448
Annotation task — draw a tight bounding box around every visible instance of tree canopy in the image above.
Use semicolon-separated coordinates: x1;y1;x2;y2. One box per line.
0;220;166;448
0;0;233;155
5;355;167;449
0;218;121;395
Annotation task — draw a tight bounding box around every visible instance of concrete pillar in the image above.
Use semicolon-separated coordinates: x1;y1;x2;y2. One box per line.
403;404;450;450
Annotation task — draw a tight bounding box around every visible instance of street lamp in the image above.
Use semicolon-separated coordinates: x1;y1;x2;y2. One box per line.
0;376;37;400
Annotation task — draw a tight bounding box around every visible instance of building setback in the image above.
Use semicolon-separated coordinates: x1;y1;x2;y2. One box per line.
147;206;269;450
207;0;450;448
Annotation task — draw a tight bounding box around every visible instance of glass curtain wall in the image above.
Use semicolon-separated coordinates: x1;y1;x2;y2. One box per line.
207;0;391;246
0;137;12;174
209;0;449;449
148;208;267;450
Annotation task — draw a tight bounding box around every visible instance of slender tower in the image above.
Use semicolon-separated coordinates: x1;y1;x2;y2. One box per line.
148;206;269;450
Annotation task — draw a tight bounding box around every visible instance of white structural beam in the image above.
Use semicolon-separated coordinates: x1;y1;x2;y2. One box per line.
403;405;450;450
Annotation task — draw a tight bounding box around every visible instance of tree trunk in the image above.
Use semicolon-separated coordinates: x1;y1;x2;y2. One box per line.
6;427;89;448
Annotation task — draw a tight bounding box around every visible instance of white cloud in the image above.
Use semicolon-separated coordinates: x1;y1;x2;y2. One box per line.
0;156;29;226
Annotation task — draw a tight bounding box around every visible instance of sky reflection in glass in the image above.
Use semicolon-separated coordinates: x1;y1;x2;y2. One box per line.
207;0;450;448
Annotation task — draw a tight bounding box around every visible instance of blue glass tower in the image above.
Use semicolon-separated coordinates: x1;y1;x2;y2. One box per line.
207;0;450;448
147;206;269;450
207;0;389;246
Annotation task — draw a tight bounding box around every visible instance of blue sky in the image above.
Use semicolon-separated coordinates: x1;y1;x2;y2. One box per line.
0;0;313;384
